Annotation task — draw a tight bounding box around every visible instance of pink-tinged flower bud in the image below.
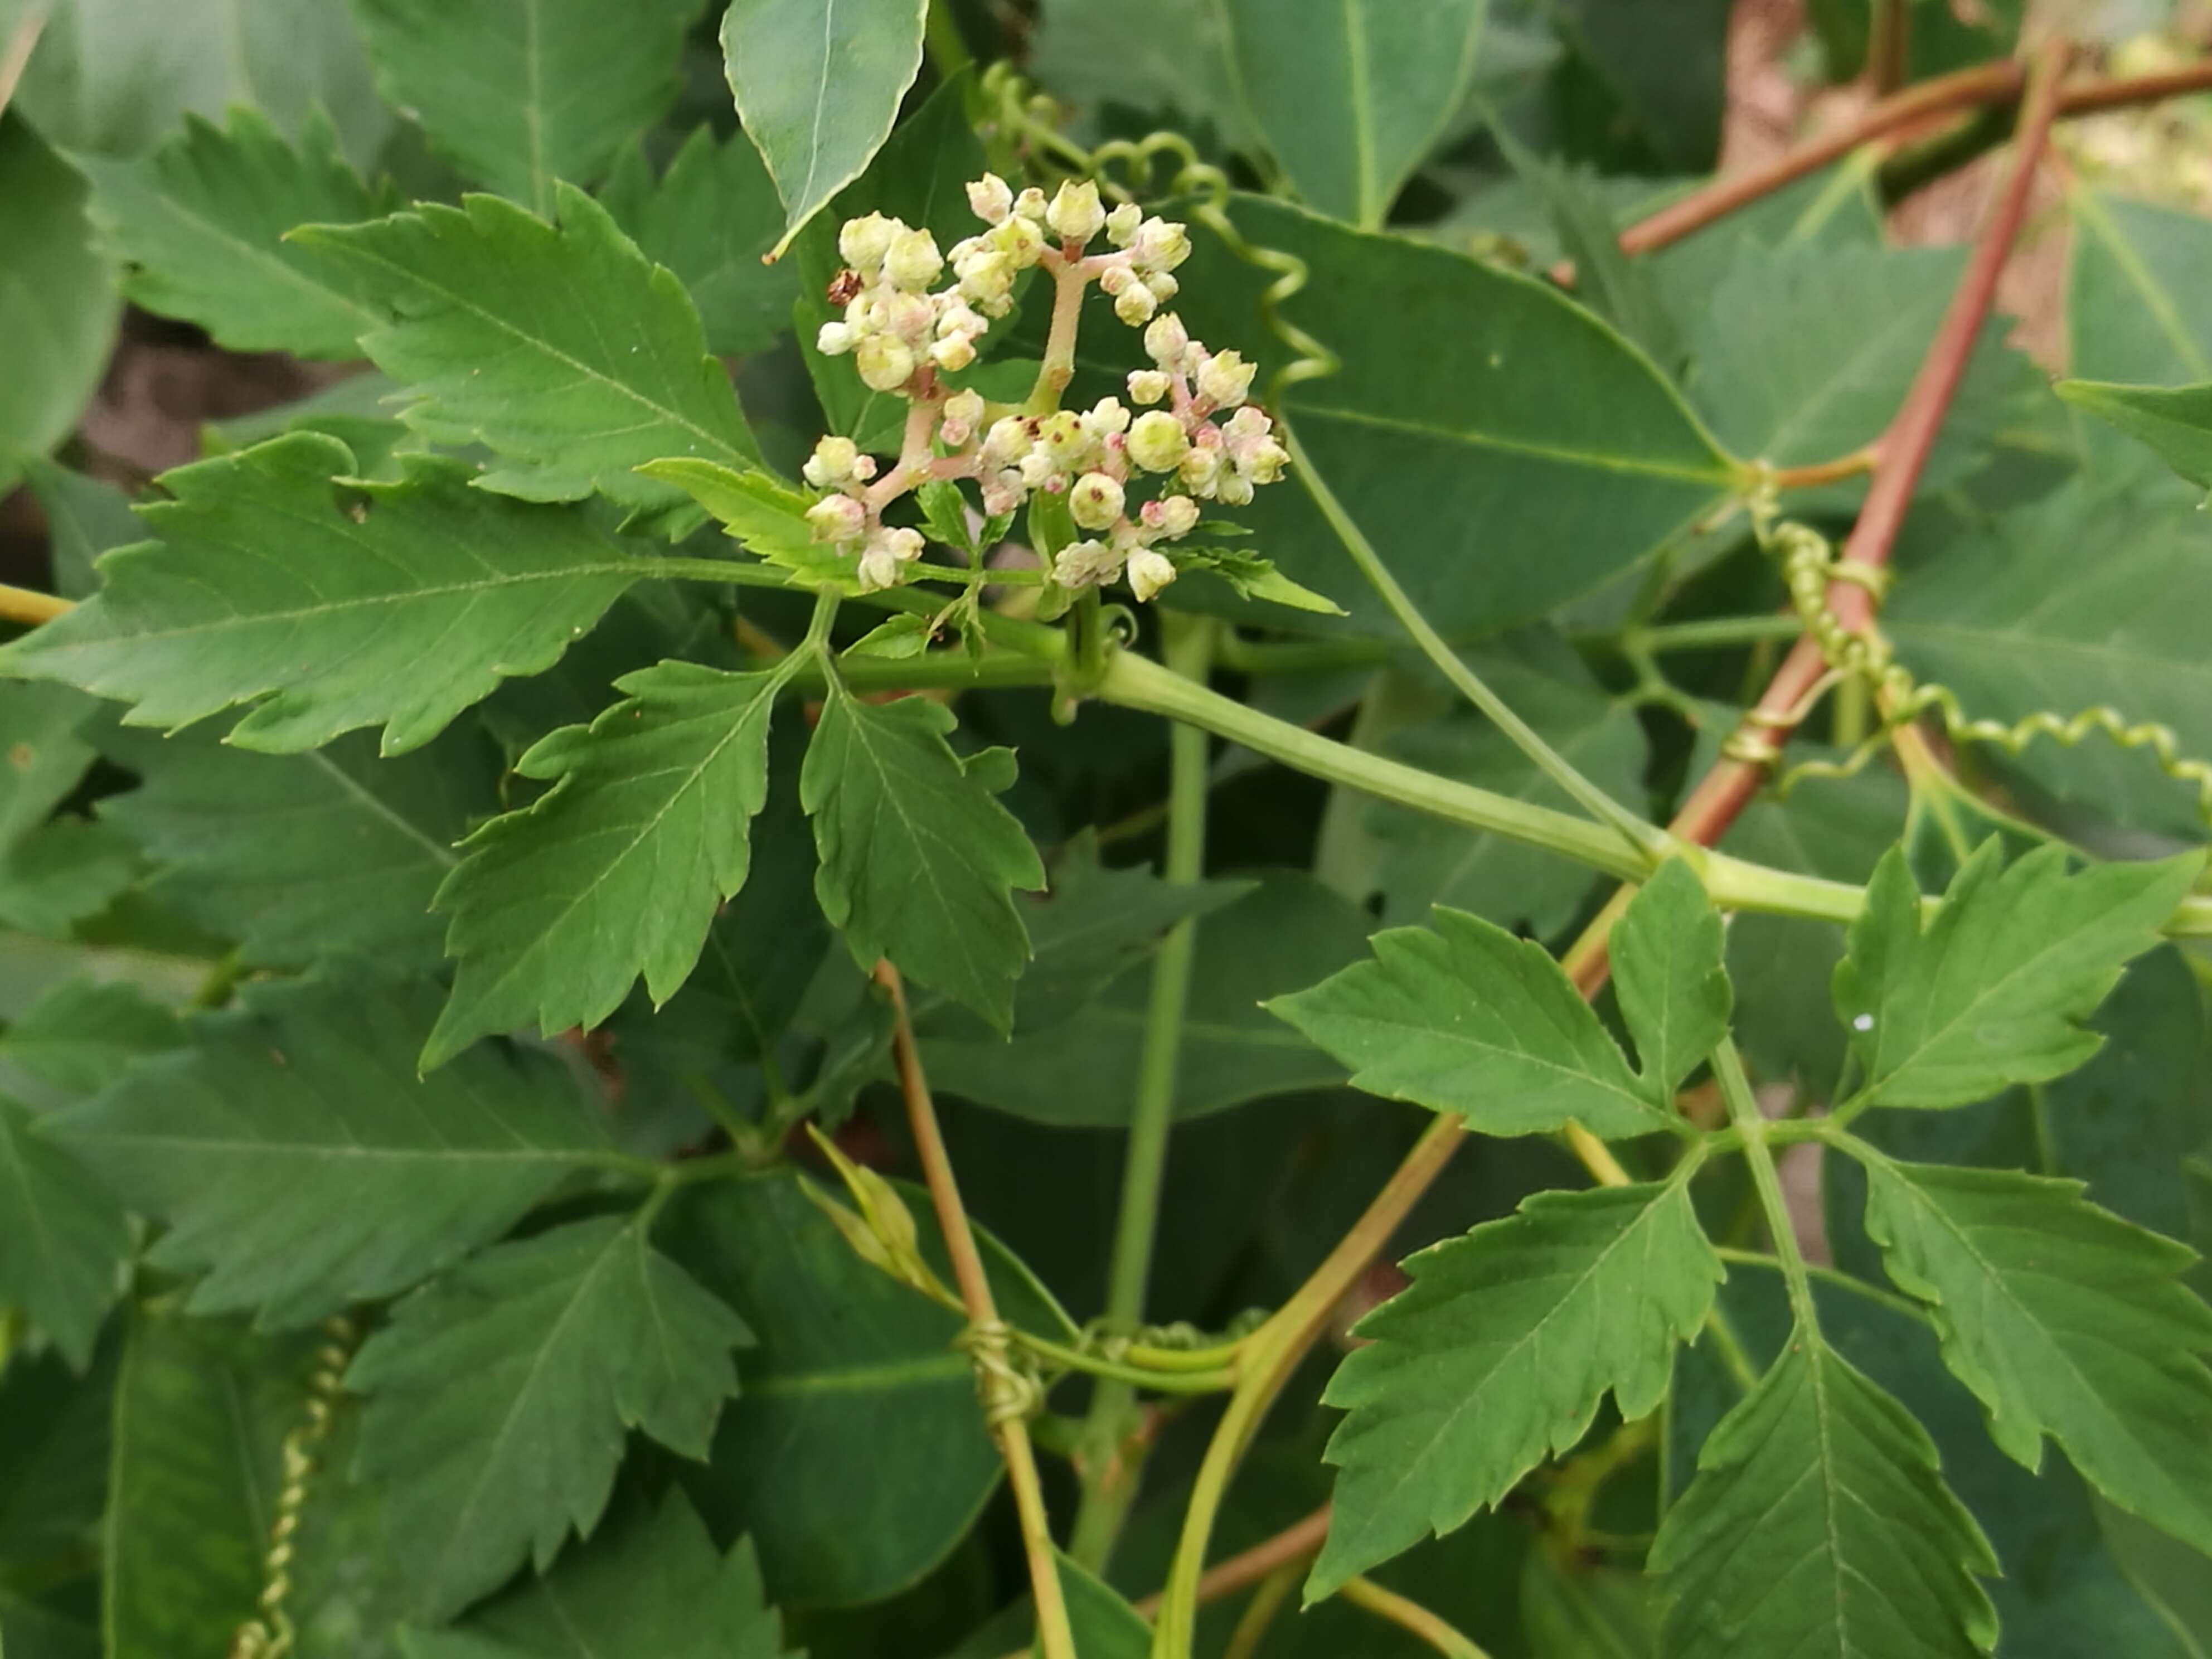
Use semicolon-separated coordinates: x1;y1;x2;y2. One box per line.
1131;216;1191;271
855;333;915;392
883;291;936;342
1127;548;1176;601
816;320;855;356
803;435;863;488
1054;538;1123;588
806;494;867;543
1114;283;1158;326
1127;368;1172;405
939;388;986;443
1105;202;1143;247
1069;470;1126;530
1149;494;1201;538
937;300;987;341
930;334;977;373
1196;349;1256;409
1126;410;1190;473
1143;312;1194;373
1178;429;1225;495
1098;264;1135;295
981;469;1026;516
884;226;944;292
1142;270;1179;302
839;212;898;273
982;416;1033;467
1045;179;1107;246
967;172;1015;224
856;525;924;591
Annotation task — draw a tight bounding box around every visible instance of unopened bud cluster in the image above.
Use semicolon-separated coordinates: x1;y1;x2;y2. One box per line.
802;173;1288;601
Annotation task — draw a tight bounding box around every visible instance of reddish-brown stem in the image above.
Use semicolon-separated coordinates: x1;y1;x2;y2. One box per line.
1599;41;2069;992
1134;1507;1333;1618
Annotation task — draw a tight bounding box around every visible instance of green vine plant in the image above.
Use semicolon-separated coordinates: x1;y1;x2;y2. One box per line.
2;3;2212;1658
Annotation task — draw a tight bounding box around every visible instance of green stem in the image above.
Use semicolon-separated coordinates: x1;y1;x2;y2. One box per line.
1631;613;1807;653
1711;1038;1818;1332
1340;1578;1494;1659
1282;423;1666;861
1016;1331;1236;1395
1071;614;1215;1569
1712;1246;1934;1324
923;0;973;78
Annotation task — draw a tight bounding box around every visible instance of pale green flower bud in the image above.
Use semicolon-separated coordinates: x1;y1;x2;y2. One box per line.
1143;270;1179;302
956;248;1017;310
1081;396;1131;439
982;416;1033;467
1013;186;1049;223
803;435;863;488
1054;538;1123;588
1148;494;1200;538
884;226;944;292
857;525;924;591
840;212;899;273
806;494;867;542
1126;410;1190;473
1127;369;1172;405
1046;179;1107;246
1144;312;1194;373
1105;202;1143;247
940;389;986;443
1127;548;1176;601
855;333;915;392
1178;432;1224;494
929;334;977;373
966;172;1015;224
1069;470;1126;530
1114;282;1158;326
988;213;1049;266
882;290;936;342
1196;350;1256;409
1131;216;1191;271
1036;410;1094;474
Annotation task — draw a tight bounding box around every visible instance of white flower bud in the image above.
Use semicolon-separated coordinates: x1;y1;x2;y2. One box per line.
803;435;863;488
1142;270;1179;302
982;416;1033;467
955;248;1016;310
1081;397;1131;439
1017;450;1057;488
883;290;936;342
1131;216;1191;271
1054;538;1123;588
1144;312;1194;373
937;300;987;341
981;469;1026;516
1069;470;1126;530
839;212;898;274
1148;494;1201;538
884;226;943;292
1105;202;1143;247
1126;369;1172;405
855;333;915;392
1113;282;1158;326
856;541;902;592
1127;548;1177;601
1045;179;1107;246
806;494;867;543
1098;264;1135;296
1196;350;1256;410
1178;429;1224;495
939;388;986;443
929;334;977;373
988;214;1048;267
816;319;855;356
1013;186;1049;223
880;526;923;562
966;172;1015;224
1126;410;1190;473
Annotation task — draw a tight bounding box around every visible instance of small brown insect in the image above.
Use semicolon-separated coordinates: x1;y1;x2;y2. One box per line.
825;268;864;307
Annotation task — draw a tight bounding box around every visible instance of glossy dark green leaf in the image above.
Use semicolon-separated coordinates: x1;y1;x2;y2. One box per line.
720;0;929;255
56;967;613;1327
294;190;758;524
0;436;653;755
79;107;394;360
918;872;1365;1127
0;116;118;492
1311;1181;1719;1597
350;1214;751;1622
1221;0;1486;228
666;1172;1071;1607
352;0;701;214
1171;196;1736;638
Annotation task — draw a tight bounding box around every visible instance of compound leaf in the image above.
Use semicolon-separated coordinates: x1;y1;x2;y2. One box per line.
1858;1157;2212;1555
349;1215;750;1623
1220;0;1487;229
1611;857;1732;1103
720;0;929;256
801;684;1044;1033
0;435;649;755
0;117;119;493
1833;841;2198;1112
54;968;613;1328
425;661;793;1069
352;0;701;215
79;106;394;360
1651;1338;1998;1659
0;978;182;1107
1311;1181;1720;1598
293;190;757;525
1267;906;1673;1139
0;1098;129;1369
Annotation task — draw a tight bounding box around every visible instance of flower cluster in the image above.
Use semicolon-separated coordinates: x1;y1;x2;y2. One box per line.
801;173;1290;601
